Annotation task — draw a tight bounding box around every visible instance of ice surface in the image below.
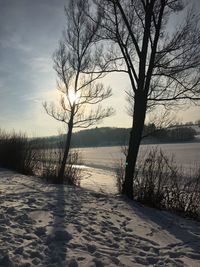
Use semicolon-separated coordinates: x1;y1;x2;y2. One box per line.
79;143;200;173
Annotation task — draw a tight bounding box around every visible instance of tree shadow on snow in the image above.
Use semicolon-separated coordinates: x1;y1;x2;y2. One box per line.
45;184;71;266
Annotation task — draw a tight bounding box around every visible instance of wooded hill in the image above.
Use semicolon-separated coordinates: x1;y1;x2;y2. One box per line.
31;125;199;149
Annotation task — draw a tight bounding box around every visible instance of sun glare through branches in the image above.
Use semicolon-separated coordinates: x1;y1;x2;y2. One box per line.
68;90;80;105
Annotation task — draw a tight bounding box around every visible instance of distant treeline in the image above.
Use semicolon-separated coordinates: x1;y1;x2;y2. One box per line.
31;125;198;149
155;127;197;142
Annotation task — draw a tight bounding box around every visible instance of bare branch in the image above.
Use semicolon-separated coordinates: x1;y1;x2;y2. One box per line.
45;0;113;132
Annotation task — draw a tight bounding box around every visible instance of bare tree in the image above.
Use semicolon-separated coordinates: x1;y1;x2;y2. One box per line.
44;0;113;183
90;0;200;198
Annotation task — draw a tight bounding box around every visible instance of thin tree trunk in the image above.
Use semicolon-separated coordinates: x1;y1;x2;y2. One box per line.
58;118;73;183
122;93;147;198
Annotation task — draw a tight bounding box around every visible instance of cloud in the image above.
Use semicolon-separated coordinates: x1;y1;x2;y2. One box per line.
0;0;199;137
29;56;53;73
0;33;32;52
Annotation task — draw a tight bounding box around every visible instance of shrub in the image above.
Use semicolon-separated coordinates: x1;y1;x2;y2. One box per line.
0;130;38;175
0;129;82;186
115;159;125;193
40;148;82;186
115;148;200;219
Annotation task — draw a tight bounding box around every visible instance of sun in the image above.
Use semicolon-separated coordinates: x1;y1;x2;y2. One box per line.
68;90;80;105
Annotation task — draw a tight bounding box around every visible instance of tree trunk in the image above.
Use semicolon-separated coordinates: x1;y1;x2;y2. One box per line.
122;93;147;198
57;118;73;183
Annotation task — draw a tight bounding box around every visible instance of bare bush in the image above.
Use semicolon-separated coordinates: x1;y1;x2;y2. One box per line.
115;159;125;194
115;148;200;219
0;130;39;175
165;168;200;218
40;148;82;186
0;129;82;186
133;149;178;207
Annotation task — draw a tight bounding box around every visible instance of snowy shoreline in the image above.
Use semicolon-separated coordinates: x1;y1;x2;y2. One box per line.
0;169;200;266
80;165;117;194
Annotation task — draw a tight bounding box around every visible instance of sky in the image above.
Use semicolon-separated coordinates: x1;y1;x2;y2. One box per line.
0;0;200;137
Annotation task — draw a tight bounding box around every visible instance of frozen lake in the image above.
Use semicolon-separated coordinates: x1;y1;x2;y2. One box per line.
78;142;200;193
79;142;200;172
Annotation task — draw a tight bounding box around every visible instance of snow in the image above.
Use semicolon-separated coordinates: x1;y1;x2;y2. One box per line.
80;166;118;194
0;168;200;267
79;143;200;174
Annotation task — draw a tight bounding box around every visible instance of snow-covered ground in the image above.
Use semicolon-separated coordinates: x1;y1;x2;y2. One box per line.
80;166;118;194
0;169;200;267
